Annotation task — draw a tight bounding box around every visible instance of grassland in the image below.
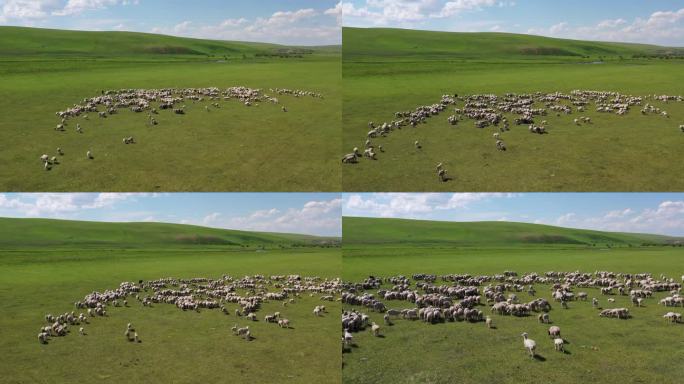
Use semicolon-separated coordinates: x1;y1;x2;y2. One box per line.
342;28;684;191
0;26;341;191
0;218;341;384
342;217;684;384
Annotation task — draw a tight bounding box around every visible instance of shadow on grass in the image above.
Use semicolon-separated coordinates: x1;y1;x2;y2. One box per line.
533;354;546;362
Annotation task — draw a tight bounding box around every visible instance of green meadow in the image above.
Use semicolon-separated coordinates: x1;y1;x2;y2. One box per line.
0;218;342;384
342;27;684;191
342;217;684;384
0;27;341;191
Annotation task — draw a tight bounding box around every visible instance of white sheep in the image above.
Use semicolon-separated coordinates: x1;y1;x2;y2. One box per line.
521;332;536;357
554;337;564;352
370;322;381;337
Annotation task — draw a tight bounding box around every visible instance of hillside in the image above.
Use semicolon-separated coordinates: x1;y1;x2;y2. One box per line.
343;217;682;247
0;26;330;59
343;27;684;61
0;218;339;249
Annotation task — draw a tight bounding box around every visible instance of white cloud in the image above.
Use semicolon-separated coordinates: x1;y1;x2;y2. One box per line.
527;8;684;46
435;0;497;18
53;0;138;16
342;0;507;26
344;193;516;218
1;0;61;19
0;193;146;217
215;198;342;236
597;18;626;29
149;7;340;45
551;201;684;236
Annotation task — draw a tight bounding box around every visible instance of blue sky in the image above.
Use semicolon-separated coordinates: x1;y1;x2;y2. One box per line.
343;193;684;236
0;193;342;236
0;0;341;45
342;0;684;46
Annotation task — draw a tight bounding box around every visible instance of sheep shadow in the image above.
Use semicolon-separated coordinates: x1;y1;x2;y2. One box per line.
488;325;498;330
562;349;572;355
375;334;386;339
532;354;546;362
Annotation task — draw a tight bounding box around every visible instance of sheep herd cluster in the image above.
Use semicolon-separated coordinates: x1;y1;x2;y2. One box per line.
341;270;683;357
37;274;340;345
342;90;684;182
40;86;323;171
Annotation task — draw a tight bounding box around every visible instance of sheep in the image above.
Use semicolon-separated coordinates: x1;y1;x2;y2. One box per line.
236;326;249;336
592;298;599;308
521;332;536;357
548;326;561;338
343;329;353;346
680;125;684;133
383;313;391;325
231;324;238;334
57;148;64;156
40;154;49;163
79;327;84;336
554;337;564;352
493;133;500;140
538;313;550;324
495;140;506;151
76;124;82;133
414;141;421;149
86;150;93;159
313;306;322;317
134;332;140;342
370;322;381;337
438;169;448;182
278;319;290;328
485;316;493;329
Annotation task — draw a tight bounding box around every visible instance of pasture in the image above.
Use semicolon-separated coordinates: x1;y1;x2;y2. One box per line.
0;218;342;384
342;28;684;191
342;217;684;384
0;27;341;191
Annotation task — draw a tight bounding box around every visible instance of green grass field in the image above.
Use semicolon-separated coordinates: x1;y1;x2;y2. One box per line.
0;27;341;191
0;218;342;384
342;217;684;384
342;28;684;191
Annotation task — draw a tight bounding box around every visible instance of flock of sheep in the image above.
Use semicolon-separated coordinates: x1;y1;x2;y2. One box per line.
341;270;683;357
37;274;339;345
41;86;323;171
342;90;684;182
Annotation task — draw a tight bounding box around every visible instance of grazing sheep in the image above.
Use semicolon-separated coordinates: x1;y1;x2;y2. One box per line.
554;337;564;352
86;150;93;159
414;141;421;149
79;327;84;336
538;313;550;324
485;316;493;329
278;319;290;328
548;326;561;338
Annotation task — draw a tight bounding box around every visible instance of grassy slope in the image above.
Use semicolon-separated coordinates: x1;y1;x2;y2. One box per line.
343;217;682;247
342;28;684;192
342;217;684;384
0;219;341;383
0;217;339;248
343;27;683;61
0;26;279;59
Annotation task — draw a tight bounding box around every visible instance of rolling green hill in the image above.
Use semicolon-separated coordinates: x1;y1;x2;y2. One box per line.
343;217;682;247
343;27;684;61
0;217;339;248
0;26;332;59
